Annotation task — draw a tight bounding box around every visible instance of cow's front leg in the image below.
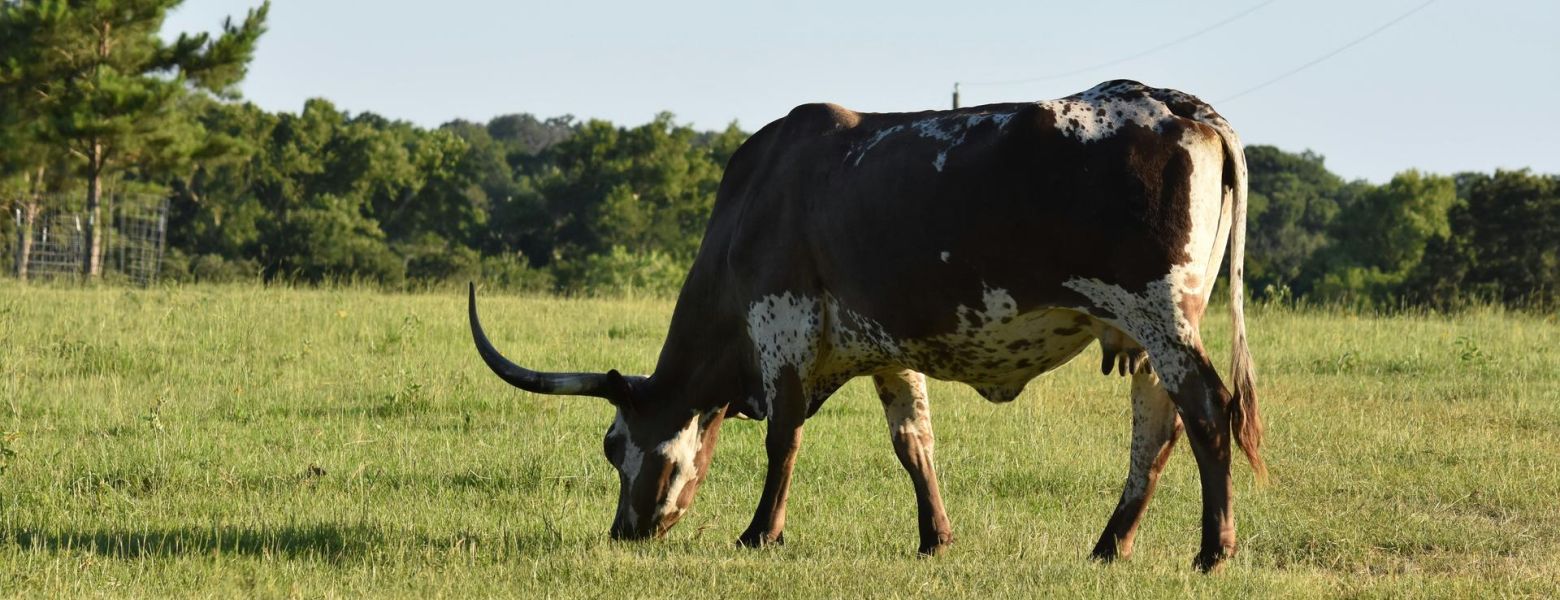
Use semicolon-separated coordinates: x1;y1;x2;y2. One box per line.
1092;369;1182;562
738;371;806;548
873;369;954;556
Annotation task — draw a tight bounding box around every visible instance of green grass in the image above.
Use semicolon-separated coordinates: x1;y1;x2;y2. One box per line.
1;282;1557;597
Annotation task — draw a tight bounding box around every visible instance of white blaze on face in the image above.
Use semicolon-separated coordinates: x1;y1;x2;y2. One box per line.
652;413;706;523
610;409;710;531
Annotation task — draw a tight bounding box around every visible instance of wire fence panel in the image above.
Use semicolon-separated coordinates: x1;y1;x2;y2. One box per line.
10;195;168;286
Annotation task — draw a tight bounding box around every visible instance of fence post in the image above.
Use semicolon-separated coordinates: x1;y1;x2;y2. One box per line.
12;208;20;279
153;199;168;285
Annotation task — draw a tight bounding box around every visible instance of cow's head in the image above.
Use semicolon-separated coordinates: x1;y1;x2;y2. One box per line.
467;285;723;540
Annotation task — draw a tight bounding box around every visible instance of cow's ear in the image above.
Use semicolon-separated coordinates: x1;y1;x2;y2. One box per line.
604;369;637;410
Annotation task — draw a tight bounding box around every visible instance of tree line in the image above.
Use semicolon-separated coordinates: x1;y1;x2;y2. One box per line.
1242;149;1556;308
1;1;1554;308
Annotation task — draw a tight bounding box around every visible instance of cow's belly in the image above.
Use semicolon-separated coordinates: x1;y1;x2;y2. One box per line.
820;293;1096;403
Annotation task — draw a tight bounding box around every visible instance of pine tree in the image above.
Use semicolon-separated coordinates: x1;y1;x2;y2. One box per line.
0;0;268;277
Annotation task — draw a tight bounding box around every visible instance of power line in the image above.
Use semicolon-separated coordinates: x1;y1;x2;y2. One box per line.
960;0;1281;88
1216;0;1438;103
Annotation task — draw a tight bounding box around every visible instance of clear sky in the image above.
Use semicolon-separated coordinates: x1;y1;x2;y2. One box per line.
165;0;1558;183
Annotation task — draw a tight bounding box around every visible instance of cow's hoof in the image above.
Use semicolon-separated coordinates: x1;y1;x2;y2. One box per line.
736;530;783;548
916;532;954;557
1089;536;1130;563
916;542;952;557
1092;532;1141;561
1192;547;1234;573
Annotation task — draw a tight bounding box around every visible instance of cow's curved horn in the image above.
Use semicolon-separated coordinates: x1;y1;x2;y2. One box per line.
468;283;634;403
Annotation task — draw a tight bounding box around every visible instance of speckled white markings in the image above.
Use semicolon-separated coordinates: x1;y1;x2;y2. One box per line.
823;294;901;359
750;283;1096;409
747;292;821;409
957;287;1019;334
878;370;935;461
1062;266;1202;392
1123;370;1178;501
852;112;1017;171
852;126;906;166
1039;80;1223;146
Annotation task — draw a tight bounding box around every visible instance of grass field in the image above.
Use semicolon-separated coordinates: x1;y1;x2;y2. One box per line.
1;282;1557;597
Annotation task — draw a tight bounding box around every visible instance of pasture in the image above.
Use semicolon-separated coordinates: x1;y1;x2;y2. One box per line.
1;283;1556;597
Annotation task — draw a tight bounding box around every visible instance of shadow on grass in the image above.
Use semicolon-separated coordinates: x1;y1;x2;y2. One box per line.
8;523;384;561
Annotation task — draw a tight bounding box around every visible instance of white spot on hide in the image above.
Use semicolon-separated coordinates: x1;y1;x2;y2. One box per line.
851;112;1017;171
852;125;906;166
1037;80;1217;145
1062;265;1201;392
747;292;821;413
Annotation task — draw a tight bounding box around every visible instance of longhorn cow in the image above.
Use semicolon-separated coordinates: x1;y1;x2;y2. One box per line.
469;79;1266;571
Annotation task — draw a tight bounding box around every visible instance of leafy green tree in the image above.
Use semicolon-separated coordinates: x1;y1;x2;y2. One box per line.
528;113;726;267
166;97;275;260
271;193;403;284
486;113;576;169
1409;170;1558;307
1312;170;1456;302
443;119;553;262
0;0;268;277
698;121;748;170
1330;170;1455;274
1242;145;1368;297
249;100;400;283
552;245;691;296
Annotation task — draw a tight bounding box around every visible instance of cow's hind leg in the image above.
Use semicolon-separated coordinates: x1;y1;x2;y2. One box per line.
873;369;954;556
1161;347;1238;572
1091;369;1182;562
1129;336;1236;571
737;368;807;548
1067;277;1237;572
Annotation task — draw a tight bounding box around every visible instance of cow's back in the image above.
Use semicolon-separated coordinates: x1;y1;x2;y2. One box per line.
697;80;1235;411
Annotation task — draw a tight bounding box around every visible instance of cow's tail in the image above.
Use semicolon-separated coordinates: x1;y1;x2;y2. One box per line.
1214;120;1267;484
